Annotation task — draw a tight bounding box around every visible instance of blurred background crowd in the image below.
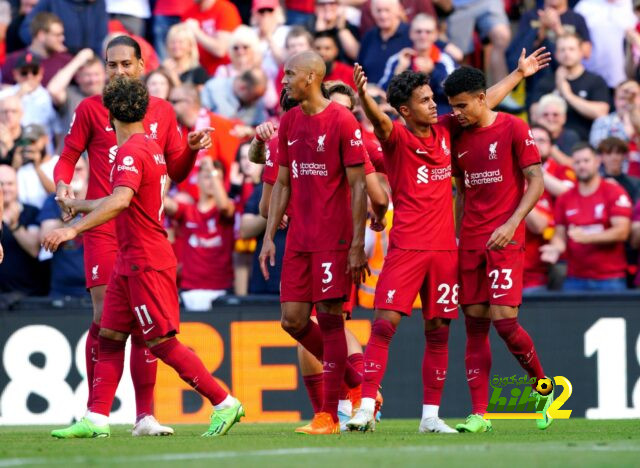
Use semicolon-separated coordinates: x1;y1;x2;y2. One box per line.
0;0;639;310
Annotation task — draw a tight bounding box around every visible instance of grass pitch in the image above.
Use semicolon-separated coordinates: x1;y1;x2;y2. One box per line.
0;419;638;468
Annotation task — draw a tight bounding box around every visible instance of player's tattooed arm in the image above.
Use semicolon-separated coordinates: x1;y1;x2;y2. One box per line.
487;164;544;250
43;187;134;253
485;47;551;109
259;166;291;280
353;63;393;141
250;122;277;164
346;164;371;284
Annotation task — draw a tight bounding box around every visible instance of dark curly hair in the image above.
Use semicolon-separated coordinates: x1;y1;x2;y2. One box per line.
443;66;486;97
102;76;149;123
386;71;431;112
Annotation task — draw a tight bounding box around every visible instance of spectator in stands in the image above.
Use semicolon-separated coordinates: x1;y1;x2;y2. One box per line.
313;31;356;89
0;95;23;166
153;0;196;60
19;0;108;55
144;67;175;100
0;53;57;136
170;84;242;197
529;33;610;140
507;0;591;106
201;68;268;126
532;93;580;167
182;0;242;76
165;157;235;311
251;0;290;77
14;124;57;209
2;12;72;87
213;25;263;79
106;0;150;37
162;23;209;89
598;137;640;202
304;0;360;63
590;79;640;148
541;144;633;291
0;164;48;299
533;124;575;198
524;192;555;292
575;0;635;89
631;199;640;287
357;0;412;84
447;0;511;84
47;51;105;153
275;26;313;96
5;0;38;54
359;0;449;36
378;13;457;112
38;155;88;298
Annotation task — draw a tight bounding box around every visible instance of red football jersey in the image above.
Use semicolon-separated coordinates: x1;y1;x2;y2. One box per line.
524;195;554;288
55;95;184;235
554;179;633;280
633;200;640;286
362;129;385;174
262;134;280;185
111;134;177;276
381;120;456;250
452;113;541;250
277;102;366;252
173;202;234;290
628;139;640;178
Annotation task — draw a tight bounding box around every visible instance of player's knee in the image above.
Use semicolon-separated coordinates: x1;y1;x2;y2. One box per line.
281;315;306;335
489;25;510;49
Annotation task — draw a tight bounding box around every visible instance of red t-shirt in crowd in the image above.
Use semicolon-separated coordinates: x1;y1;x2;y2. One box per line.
111;134;176;276
173;202;235;290
554;179;633;280
278;101;366;252
154;0;195;15
262;134;280;185
285;0;314;14
325;61;356;90
55;95;184;236
452;113;541;250
633;200;640;285
381;119;456;250
182;1;242;75
544;158;575;190
627;139;640;178
524;194;554;288
362;129;385;174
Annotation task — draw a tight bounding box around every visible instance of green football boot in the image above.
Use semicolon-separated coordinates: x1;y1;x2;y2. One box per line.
456;414;493;433
202;399;245;437
51;417;110;439
535;387;555;430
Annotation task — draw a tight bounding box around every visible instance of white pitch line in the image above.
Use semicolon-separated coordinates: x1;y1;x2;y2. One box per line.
1;443;639;467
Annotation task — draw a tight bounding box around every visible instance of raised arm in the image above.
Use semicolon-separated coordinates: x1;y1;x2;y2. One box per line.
47;49;95;106
354;63;393;141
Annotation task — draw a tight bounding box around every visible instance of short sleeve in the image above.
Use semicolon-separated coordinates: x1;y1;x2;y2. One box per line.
587;73;611;104
379;121;402;159
277;112;290;168
112;148;143;193
573;13;591;42
512;117;541;169
364;151;375;175
216;1;242;31
554;193;567;227
606;183;633;218
339;111;366;167
262;137;280;184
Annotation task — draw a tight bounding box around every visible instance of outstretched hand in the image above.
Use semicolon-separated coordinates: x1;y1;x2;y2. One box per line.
517;47;552;78
353;63;369;96
42;227;77;253
187;127;214;151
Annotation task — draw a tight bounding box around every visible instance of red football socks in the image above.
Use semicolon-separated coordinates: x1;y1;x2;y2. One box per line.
362;319;397;400
302;373;323;414
464;316;492;415
493;318;545;381
316;312;347;422
423;325;450;406
150;337;228;406
289;319;362;389
89;336;126;416
130;333;157;421
85;322;100;407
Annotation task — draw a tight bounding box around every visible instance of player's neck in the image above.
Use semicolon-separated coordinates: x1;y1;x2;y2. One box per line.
578;175;601;196
299;93;330;116
114;121;146;146
476;109;498;128
406;120;432;138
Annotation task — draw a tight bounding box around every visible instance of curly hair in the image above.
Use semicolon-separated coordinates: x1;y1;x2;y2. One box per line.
443;66;486;97
386;71;431;112
102;76;149;123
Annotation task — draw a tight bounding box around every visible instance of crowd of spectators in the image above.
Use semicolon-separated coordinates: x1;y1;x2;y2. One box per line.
1;0;640;309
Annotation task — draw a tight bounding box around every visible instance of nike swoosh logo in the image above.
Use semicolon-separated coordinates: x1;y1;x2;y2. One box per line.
416;149;428;154
566;209;578;216
492;293;508;299
142;326;155;335
467;376;478;381
105;126;113;132
444;306;458;312
457;151;468;158
364;369;377;373
436;377;446;381
287;139;298;146
321;285;334;293
146;358;158;363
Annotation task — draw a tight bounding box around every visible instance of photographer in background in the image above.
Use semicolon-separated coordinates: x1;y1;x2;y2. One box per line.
13;124;57;209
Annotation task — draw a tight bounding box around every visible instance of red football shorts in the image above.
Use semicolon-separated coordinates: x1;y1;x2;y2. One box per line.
458;248;524;307
281;249;352;304
83;229;118;289
374;249;459;319
101;267;180;341
310;284;356;319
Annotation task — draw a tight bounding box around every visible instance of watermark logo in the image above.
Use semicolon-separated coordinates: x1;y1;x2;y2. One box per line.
483;375;572;420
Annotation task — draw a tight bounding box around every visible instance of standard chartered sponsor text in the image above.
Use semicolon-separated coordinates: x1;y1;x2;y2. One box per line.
299;162;328;177
468;169;503;185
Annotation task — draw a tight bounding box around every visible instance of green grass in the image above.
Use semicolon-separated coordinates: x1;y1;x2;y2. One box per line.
0;419;638;468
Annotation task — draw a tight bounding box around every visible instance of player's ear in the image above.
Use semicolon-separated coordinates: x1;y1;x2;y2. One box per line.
399;104;410;119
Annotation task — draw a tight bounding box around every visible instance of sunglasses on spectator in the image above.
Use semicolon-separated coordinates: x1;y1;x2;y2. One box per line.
19;67;39;77
258;8;274;14
233;44;250;51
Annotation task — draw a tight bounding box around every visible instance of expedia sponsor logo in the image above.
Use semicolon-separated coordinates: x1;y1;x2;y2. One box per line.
467;169;503;185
